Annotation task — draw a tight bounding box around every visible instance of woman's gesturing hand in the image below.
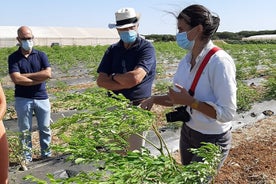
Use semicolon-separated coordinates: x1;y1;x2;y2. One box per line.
140;97;154;110
168;83;193;105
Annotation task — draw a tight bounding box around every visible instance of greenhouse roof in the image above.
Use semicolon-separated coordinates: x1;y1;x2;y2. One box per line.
0;26;119;38
242;34;276;40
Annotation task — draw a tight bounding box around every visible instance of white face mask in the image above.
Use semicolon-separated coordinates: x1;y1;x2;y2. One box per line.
21;40;33;51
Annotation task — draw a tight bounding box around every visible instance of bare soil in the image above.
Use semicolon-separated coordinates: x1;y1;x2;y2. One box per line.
170;116;275;184
214;116;276;183
153;102;276;183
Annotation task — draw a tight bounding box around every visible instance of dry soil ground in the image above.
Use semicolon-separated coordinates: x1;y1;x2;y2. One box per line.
153;102;276;183
214;116;276;183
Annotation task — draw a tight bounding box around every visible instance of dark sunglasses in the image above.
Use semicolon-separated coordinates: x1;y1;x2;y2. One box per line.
19;37;33;41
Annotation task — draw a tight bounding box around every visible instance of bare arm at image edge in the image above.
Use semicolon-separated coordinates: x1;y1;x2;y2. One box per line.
0;84;9;184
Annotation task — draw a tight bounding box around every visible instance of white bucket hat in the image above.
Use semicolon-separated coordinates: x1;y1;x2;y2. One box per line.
108;8;140;29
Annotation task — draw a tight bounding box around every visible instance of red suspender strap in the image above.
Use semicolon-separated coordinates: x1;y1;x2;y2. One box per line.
188;47;221;96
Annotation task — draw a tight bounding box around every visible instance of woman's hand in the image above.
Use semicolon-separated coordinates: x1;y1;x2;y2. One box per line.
140;97;154;110
168;83;193;105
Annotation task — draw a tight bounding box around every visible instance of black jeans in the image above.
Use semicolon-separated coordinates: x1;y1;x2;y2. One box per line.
180;123;232;169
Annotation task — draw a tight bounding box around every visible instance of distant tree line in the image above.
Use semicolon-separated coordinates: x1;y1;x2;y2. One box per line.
144;30;276;43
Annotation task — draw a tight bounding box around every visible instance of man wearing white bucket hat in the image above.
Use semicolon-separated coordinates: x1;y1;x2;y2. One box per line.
97;7;156;106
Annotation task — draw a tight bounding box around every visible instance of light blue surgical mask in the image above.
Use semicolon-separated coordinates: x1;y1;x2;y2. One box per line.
119;30;137;43
21;39;33;51
176;32;195;50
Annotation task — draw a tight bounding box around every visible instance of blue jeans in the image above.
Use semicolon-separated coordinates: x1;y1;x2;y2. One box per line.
15;97;51;161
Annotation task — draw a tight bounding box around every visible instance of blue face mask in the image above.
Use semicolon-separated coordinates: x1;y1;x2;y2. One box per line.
21;40;33;51
176;32;195;50
119;30;137;43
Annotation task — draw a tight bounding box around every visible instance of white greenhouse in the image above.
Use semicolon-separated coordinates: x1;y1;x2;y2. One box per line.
242;34;276;41
0;26;120;48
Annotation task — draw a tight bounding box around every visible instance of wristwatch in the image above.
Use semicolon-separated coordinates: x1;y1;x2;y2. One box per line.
191;99;200;109
111;73;116;81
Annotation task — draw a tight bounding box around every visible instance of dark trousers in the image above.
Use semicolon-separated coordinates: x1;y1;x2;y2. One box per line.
131;98;147;106
180;123;231;169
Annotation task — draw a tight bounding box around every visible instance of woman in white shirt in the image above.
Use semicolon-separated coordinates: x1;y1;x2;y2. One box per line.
141;4;237;169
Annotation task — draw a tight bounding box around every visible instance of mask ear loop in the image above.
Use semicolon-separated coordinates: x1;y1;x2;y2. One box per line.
187;25;201;41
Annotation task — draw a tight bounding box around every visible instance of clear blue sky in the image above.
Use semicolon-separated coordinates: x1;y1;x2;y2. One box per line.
1;0;275;35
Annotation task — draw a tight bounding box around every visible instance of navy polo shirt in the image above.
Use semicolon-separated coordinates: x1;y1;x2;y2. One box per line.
97;36;156;101
8;48;50;99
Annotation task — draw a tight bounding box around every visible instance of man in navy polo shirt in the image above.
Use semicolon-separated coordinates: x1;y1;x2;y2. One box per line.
96;7;156;106
8;26;52;167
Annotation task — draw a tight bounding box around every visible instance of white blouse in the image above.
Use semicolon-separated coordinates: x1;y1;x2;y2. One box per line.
173;41;237;134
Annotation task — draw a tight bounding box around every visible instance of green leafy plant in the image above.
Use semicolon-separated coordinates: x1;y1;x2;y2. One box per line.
6;131;22;164
237;81;259;112
7;130;33;171
2;88;14;105
24;87;221;183
263;76;276;100
154;80;172;95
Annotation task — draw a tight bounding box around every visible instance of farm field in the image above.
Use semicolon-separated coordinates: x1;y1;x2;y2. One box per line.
1;42;275;183
214;116;275;183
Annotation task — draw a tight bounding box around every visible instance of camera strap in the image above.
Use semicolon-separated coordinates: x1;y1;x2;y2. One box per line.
188;47;221;96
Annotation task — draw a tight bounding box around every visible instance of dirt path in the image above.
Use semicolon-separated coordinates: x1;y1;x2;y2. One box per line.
214;116;276;183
